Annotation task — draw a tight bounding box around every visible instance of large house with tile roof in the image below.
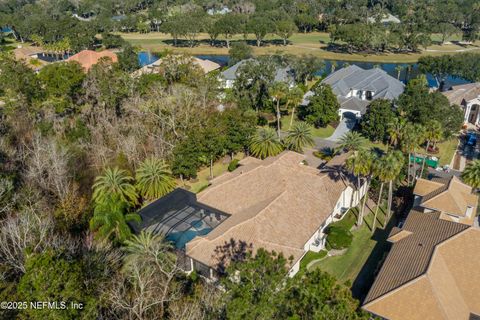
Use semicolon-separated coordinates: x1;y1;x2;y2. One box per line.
133;151;366;279
66;49;118;71
413;176;478;225
442;83;480;126
303;65;404;120
363;210;480;320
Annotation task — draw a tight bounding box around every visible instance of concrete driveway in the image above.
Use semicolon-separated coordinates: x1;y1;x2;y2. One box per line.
326;118;357;142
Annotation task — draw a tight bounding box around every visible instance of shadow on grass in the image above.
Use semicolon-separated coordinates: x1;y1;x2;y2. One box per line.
351;215;398;301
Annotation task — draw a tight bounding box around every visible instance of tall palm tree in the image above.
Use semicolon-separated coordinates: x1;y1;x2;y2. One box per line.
420;120;442;177
384;151;404;219
387;118;406;148
372;155;388;233
123;231;173;268
401;123;425;185
249;127;284;159
286;86;304;128
135;158;176;202
338;131;368;152
269;82;288;139
346;150;374;226
395;65;404;80
89;195;140;243
284;122;314;153
92;167;138;205
462;160;480;188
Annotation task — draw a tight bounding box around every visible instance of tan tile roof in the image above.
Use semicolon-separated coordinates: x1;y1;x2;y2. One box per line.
66;50;118;71
132;56;220;77
185;151;349;268
442;83;480;106
364;226;480;320
413;176;478;223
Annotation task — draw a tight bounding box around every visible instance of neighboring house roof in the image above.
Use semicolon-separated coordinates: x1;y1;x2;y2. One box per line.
413;176;478;224
220;59;293;83
322;65;404;99
363;210;480;320
132;56;220;76
66;50;118;71
367;13;401;24
442;83;480;106
185;151;350;268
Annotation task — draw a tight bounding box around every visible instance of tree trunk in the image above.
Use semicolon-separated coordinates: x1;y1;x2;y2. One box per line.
210;158;213;180
226;38;230;49
387;180;393;219
407;152;412;186
357;177;363;226
276;100;281;139
360;179;370;226
256;38;261;47
289;107;296;129
283;38;287;46
372;182;384;233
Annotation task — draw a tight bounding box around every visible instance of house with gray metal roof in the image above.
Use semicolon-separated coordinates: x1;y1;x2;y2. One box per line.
303;65;404;120
220;59;294;88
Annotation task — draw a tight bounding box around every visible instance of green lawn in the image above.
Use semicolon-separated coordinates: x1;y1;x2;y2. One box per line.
177;153;245;193
307;205;390;287
299;250;328;272
120;31;480;63
281;116;335;138
435;137;459;166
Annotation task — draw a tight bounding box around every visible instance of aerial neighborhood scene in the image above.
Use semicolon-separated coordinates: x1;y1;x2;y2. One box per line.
1;0;480;319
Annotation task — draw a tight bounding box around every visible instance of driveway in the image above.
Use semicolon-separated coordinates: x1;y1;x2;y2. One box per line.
326;117;357;142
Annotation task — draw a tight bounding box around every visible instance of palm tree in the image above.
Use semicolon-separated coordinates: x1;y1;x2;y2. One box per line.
135;158;176;202
395;65;404;80
384;151;404;220
420;120;442;177
123;231;173;267
346;150;374;226
401;123;425;185
284;122;314;153
462;160;480;188
372;155;388;233
338;131;368;152
92;167;138;205
249;127;284;159
89;195;141;243
269;82;289;139
387;118;406;148
286;86;304;128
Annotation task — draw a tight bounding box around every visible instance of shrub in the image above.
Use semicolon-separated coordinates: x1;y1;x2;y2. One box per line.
326;225;353;250
228;159;240;172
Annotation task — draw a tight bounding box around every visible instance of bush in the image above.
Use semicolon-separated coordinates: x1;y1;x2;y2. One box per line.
228;159;240;172
326;225;353;250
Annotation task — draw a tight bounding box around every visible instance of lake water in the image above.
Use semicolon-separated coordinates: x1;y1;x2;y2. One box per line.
138;52;470;88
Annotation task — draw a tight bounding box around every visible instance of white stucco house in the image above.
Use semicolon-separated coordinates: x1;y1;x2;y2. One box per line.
442;83;480;126
302;65;405;121
132;151;366;279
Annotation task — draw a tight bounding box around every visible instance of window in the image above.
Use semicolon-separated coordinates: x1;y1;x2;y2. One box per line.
366;91;373;100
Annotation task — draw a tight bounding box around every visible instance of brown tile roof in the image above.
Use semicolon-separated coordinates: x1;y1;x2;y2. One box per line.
364;226;480;320
442;83;480;106
413;176;478;223
364;210;469;305
132;56;220;76
185;151;350;268
66;50;118;71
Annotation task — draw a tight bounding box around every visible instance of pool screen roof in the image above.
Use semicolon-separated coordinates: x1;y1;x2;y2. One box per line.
130;189;230;249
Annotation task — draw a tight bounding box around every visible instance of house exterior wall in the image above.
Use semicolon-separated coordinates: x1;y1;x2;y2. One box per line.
338;108;362;120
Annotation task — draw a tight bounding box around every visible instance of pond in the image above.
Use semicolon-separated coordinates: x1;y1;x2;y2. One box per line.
137;52;470;88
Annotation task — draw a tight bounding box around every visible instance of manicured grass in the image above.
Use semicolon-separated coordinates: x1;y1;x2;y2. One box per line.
308;204;389;285
281;116;335;138
435;137;459;166
300;250;328;271
177;153;245;193
119;31;480;63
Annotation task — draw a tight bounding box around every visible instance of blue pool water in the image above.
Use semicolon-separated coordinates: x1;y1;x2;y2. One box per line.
138;51;160;67
166;228;213;249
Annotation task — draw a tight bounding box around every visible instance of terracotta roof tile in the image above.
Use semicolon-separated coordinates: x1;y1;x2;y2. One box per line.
66;50;117;71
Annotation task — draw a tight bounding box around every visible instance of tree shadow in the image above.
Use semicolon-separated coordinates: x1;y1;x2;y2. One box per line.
213;238;253;276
